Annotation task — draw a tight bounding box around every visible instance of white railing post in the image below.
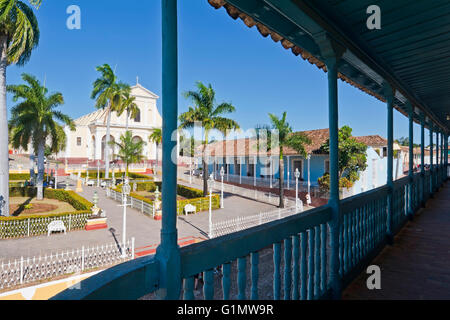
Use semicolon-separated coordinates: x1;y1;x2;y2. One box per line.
68;214;71;231
81;246;85;272
20;256;24;284
141;200;144;213
27;219;30;237
131;237;135;259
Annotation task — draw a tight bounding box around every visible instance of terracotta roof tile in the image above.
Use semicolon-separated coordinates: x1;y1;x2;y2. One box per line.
196;128;388;157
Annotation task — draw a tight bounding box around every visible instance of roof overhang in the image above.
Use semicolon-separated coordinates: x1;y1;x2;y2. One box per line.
208;0;450;135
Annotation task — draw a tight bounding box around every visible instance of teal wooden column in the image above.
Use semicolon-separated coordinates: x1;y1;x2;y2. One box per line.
384;83;395;244
314;32;345;300
435;128;439;190
441;132;444;182
445;134;449;180
429;125;434;196
420;113;425;206
155;0;181;299
326;56;341;300
407;103;414;218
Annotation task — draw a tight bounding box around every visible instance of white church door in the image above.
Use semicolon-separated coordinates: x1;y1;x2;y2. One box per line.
102;135;116;161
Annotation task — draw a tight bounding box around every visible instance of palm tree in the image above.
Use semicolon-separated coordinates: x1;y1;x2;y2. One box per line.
0;0;42;216
8;73;75;200
260;112;311;208
179;81;240;196
91;64;127;179
109;131;145;177
149;128;161;171
115;85;139;131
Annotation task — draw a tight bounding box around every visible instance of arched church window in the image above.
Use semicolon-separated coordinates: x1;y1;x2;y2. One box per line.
133;108;141;123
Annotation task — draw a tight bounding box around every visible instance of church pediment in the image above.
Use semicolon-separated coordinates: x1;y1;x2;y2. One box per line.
131;84;159;99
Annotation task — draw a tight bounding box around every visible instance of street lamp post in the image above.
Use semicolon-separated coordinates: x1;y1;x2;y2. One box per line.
85;160;89;185
208;174;214;238
220;166;225;208
307;154;311;199
121;178;131;257
189;160;192;185
270;157;273;189
295;168;300;209
55;163;58;189
97;160;100;187
111;163;116;186
46;160;50;184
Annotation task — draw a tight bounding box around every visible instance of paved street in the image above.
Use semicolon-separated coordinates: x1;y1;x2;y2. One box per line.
0;177;278;260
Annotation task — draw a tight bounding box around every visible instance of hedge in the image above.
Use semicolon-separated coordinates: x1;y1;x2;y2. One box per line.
3;187;93;221
81;171;152;180
9;173;49;181
128;172;153;180
1;188;93;239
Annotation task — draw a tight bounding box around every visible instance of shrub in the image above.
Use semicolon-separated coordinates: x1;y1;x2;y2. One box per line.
1;187;93;239
9;173;49;181
128;172;152;180
318;173;355;191
6;187;93;215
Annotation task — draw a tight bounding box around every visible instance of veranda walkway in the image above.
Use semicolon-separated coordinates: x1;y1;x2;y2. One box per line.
343;182;450;300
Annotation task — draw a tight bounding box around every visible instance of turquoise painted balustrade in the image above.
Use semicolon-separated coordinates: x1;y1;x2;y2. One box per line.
338;184;389;286
52;165;448;300
180;205;332;300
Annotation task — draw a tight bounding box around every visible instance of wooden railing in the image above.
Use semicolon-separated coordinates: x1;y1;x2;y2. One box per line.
52;164;448;300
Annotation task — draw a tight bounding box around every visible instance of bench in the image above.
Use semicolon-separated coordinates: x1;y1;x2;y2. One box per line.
48;220;67;236
86;180;95;186
184;204;196;215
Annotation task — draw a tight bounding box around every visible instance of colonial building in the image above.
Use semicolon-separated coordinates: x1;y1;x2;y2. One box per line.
59;84;162;163
196;129;405;196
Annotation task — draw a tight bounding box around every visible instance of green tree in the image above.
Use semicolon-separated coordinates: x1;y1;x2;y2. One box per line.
318;125;368;190
115;85;139;131
91;63;127;179
109;131;145;177
179;81;239;196
395;136;419;148
257;112;311;208
0;0;42;216
8;73;74;200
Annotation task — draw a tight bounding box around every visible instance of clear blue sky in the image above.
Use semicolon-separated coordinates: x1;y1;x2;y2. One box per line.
6;0;425;143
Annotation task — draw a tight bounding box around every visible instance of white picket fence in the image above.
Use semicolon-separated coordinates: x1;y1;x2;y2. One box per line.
0;238;135;290
0;213;91;239
106;188;155;218
210;206;300;238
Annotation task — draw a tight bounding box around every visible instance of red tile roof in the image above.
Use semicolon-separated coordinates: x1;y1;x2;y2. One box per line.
196;129;388;157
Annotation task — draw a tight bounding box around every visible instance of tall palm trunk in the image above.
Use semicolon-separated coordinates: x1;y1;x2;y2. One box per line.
125;110;129;175
36;140;45;200
155;143;159;172
29;155;35;182
0;34;9;216
279;152;285;208
202;133;209;196
202;155;208;197
104;106;112;179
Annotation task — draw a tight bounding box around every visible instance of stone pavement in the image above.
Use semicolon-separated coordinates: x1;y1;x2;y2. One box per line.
0;177;278;260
